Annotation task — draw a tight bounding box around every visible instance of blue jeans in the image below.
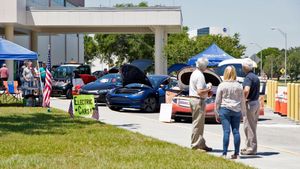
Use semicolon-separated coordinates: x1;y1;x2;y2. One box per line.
219;107;241;155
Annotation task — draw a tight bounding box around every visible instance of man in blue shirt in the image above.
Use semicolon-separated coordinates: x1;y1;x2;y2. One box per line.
241;58;260;155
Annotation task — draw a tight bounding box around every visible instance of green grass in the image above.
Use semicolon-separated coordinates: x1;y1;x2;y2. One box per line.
0;107;252;169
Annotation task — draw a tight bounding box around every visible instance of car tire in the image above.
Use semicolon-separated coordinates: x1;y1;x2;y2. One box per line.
142;96;157;113
109;106;121;111
66;89;72;99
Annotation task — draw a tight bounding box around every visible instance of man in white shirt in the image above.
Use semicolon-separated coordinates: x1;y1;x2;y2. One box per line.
189;57;212;152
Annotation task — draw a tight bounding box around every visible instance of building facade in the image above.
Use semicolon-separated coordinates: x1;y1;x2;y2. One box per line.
197;27;229;36
0;0;182;80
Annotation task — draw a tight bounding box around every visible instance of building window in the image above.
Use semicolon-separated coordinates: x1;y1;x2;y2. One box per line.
197;27;210;36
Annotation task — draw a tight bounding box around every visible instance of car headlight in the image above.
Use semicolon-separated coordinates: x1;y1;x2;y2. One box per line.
98;89;111;94
135;90;144;96
172;98;178;104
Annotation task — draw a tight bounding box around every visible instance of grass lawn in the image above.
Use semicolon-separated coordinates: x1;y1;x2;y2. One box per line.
0;107;252;169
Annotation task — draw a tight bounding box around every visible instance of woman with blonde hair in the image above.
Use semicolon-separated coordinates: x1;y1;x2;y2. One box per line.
215;66;246;159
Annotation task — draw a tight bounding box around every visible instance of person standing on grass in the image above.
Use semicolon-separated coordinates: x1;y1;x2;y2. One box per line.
215;66;246;159
241;58;260;155
0;63;9;81
189;57;213;152
39;62;47;84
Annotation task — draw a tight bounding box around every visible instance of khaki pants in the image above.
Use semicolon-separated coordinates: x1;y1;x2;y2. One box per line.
243;100;260;153
190;98;207;149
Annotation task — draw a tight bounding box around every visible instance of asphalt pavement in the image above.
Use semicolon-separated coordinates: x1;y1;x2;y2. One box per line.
51;97;300;169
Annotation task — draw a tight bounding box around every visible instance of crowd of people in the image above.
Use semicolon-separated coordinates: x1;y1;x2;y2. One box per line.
189;57;260;159
0;61;47;105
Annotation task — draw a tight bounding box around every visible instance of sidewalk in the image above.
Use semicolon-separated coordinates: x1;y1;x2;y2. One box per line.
51;98;300;169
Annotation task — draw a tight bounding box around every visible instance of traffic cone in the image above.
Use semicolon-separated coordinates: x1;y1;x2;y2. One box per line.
281;92;287;116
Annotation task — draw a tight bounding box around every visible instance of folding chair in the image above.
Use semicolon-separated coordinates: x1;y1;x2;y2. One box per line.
3;81;22;102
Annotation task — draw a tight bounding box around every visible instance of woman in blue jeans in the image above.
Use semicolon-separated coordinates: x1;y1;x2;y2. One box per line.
215;66;246;159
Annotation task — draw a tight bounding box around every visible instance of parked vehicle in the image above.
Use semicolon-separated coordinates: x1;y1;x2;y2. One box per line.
216;59;265;116
170;67;222;122
80;73;122;103
106;64;172;112
51;64;92;99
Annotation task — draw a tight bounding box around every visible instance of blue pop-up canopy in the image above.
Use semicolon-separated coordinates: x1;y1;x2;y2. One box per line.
0;38;38;60
187;43;234;67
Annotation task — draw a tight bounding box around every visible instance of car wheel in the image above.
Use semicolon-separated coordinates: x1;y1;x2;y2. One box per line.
66;89;72;99
142;96;157;113
109;106;121;111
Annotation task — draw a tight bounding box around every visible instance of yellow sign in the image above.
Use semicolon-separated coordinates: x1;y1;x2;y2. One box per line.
73;95;95;117
280;68;285;74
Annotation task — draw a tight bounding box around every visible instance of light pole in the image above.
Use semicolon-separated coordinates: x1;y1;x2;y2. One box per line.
271;27;287;84
250;42;263;76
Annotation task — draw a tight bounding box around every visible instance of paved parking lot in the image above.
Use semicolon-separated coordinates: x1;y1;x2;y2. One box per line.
51;98;300;169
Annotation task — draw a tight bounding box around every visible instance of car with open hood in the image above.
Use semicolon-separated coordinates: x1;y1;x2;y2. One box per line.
169;67;222;122
80;73;122;103
106;64;172;112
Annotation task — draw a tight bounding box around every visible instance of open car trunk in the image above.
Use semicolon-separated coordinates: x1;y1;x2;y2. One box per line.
165;67;222;103
177;67;222;94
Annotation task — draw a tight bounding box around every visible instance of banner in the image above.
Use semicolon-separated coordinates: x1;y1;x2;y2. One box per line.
73;95;95;117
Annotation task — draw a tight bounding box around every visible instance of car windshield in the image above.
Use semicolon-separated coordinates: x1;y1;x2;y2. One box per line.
98;74;122;84
215;64;246;77
148;76;168;89
53;66;76;79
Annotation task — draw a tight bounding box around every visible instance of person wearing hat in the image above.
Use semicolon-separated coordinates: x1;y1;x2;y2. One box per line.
189;57;213;152
0;63;9;81
241;58;260;155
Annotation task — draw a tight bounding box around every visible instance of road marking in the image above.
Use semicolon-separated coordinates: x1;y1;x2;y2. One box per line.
258;124;300;128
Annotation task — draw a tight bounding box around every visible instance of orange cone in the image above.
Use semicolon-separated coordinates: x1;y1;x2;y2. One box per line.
281;92;287;116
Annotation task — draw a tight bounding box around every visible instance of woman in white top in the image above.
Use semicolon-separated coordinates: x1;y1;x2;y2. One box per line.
215;66;246;159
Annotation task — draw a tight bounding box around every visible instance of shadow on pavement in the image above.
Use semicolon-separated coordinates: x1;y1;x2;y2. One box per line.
114;123;140;130
258;118;272;122
240;152;279;159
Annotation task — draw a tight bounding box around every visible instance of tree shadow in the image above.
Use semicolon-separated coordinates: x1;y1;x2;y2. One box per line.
0;112;104;137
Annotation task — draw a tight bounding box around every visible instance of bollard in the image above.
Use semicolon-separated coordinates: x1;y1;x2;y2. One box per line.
294;84;300;121
274;91;280;114
267;80;271;108
291;84;295;121
270;81;274;110
287;83;291;119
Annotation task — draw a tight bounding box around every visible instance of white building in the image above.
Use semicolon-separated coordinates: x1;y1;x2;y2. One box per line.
0;0;182;80
197;27;229;36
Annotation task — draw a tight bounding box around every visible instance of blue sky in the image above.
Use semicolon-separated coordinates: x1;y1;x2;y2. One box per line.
85;0;300;56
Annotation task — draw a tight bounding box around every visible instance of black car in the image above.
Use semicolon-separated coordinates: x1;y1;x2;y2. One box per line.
52;64;91;99
80;73;122;103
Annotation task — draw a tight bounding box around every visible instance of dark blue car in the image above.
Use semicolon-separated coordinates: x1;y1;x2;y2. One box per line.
80;73;122;103
106;64;171;112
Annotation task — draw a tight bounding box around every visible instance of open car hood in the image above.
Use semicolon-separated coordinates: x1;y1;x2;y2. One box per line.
121;64;152;88
177;67;222;91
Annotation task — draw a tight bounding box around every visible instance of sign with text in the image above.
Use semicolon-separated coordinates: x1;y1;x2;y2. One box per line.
73;95;95;117
159;103;173;123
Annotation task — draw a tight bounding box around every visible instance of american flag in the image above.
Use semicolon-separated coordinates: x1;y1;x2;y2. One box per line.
42;43;52;107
